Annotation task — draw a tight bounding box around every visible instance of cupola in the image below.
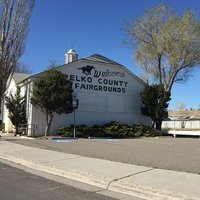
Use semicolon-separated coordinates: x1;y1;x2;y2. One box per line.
65;48;78;64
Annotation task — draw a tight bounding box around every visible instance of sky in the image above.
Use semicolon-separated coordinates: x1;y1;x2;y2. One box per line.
20;0;200;110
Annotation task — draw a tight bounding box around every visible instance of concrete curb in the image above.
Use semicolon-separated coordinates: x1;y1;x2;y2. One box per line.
0;153;109;188
109;181;194;200
0;152;197;200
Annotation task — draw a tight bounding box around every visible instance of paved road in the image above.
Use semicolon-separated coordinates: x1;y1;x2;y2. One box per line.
0;161;120;200
7;136;200;174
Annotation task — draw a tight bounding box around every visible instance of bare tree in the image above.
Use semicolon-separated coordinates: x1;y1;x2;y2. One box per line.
15;61;32;74
176;101;187;122
176;101;187;111
47;59;60;70
0;0;35;105
124;5;200;93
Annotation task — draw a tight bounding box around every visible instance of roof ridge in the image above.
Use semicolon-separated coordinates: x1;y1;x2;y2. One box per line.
84;54;123;66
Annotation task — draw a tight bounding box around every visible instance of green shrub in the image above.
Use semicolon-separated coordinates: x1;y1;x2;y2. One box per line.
57;121;159;138
0;121;4;131
57;126;88;138
133;124;158;137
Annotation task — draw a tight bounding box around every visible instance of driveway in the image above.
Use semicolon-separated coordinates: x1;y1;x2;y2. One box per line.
6;136;200;174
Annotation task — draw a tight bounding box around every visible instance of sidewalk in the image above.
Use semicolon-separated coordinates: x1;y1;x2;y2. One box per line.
0;140;200;200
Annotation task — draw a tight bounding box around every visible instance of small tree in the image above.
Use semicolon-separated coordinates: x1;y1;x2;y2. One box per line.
140;84;171;130
5;86;27;135
31;69;74;137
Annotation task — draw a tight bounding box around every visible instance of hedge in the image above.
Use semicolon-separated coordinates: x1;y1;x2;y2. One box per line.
57;121;158;138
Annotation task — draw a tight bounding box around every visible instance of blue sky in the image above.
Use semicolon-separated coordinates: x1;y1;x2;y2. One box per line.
20;0;200;110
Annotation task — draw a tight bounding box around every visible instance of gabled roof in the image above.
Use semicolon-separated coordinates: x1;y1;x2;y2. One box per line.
19;53;145;86
13;73;30;84
80;54;123;66
19;54;124;84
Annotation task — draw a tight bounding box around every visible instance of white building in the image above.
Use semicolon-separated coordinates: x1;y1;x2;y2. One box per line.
1;73;30;133
2;49;150;136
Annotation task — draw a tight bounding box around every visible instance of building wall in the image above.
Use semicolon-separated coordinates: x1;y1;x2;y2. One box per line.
21;82;43;136
2;79;16;133
29;60;150;136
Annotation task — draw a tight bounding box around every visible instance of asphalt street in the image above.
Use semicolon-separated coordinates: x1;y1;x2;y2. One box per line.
0;161;120;200
8;136;200;174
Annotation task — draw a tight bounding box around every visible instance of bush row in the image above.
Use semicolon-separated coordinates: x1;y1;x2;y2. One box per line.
57;121;158;138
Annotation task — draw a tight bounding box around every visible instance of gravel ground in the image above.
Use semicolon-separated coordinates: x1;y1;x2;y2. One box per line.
6;136;200;174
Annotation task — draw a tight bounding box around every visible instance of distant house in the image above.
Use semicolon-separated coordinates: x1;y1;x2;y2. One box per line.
2;49;151;136
162;110;200;130
168;110;200;120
